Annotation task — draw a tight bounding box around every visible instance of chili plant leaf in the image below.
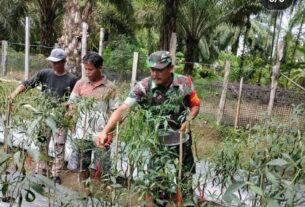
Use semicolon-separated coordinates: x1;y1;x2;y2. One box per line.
45;117;57;133
223;181;245;203
31;174;55;189
266;199;280;207
265;167;279;185
267;159;288;167
13;151;21;169
27;116;42;134
25;189;35;202
249;184;264;196
0;151;10;166
21;104;39;113
30;182;44;195
1;182;9;196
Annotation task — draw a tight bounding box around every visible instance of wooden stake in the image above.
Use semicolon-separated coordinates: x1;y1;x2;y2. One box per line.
24;17;30;80
4;99;12;153
130;52;138;89
112;123;119;204
177;130;185;206
1;40;8;76
81;22;88;79
266;40;284;126
217;61;231;125
234;78;243;128
98;28;105;56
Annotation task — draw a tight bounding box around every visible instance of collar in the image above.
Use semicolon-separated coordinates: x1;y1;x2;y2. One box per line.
84;76;107;87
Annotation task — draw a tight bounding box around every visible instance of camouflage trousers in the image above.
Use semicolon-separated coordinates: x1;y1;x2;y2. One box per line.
36;128;66;177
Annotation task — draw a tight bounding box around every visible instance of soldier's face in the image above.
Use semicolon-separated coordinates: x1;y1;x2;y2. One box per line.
150;65;173;87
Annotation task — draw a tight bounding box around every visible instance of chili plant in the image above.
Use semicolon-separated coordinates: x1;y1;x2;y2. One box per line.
211;105;305;206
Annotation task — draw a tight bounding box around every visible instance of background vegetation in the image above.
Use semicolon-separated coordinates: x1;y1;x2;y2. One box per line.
0;0;305;206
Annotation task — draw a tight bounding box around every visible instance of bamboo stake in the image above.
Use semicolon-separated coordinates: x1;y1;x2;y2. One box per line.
266;40;284;126
177;121;190;206
112;123;119;204
217;61;231;125
178;132;183;181
234;78;243;129
98;28;105;56
280;72;305;92
24;17;30;80
4;99;12;153
130;52;138;89
176;130;184;206
81;22;88;79
1;40;8;76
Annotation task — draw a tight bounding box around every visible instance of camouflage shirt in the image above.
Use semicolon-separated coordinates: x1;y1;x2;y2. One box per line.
124;73;200;130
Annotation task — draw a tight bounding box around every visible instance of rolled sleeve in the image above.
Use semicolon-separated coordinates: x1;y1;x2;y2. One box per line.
124;96;138;107
109;96;120;111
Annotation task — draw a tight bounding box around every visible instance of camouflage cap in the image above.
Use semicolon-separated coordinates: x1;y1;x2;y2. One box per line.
147;51;172;70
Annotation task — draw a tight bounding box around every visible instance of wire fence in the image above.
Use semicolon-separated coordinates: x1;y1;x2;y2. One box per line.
199;82;305;130
1;41;305;130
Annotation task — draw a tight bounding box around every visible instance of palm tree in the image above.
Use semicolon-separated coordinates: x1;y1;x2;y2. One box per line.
159;0;180;50
178;0;216;75
32;0;65;55
134;0;160;53
94;0;135;37
0;0;27;47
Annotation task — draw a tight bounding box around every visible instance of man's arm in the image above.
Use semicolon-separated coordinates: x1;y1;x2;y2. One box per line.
8;84;26;100
95;103;130;148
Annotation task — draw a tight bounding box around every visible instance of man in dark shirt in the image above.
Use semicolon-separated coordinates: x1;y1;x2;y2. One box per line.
9;48;78;184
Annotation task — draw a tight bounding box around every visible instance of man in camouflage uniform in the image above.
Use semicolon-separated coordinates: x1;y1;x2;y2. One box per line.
96;51;201;206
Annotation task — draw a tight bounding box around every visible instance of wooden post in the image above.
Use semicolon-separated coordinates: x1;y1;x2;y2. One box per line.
169;33;177;65
266;40;284;126
81;22;88;79
4;100;12;153
130;52;138;89
24;17;30;80
1;40;8;76
234;77;243;128
217;61;231;125
98;28;105;56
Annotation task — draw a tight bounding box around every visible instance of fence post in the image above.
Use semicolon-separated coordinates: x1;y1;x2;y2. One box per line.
169;32;177;66
98;28;105;56
1;40;8;76
234;77;243;128
130;52;138;89
217;61;231;125
25;17;30;80
266;40;284;126
81;22;88;79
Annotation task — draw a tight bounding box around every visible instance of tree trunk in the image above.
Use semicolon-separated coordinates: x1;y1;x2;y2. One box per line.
238;16;250;80
183;36;198;75
58;0;93;78
159;0;178;50
231;29;241;55
40;11;56;55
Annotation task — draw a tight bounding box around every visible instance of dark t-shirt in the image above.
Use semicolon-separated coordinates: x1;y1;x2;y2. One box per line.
22;69;78;99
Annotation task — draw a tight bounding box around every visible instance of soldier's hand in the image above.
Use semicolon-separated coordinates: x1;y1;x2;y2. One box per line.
180;121;190;133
